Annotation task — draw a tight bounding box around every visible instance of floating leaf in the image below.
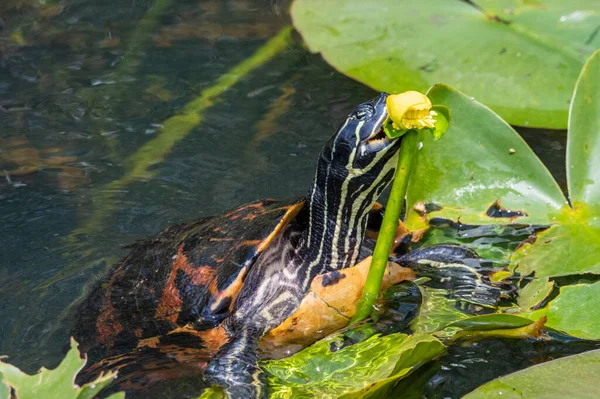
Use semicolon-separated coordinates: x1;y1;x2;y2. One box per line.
522;282;600;340
444;314;534;332
291;0;600;128
463;349;600;399
0;338;124;399
405;84;566;230
510;220;600;279
264;333;445;398
568;49;600;208
516;277;554;311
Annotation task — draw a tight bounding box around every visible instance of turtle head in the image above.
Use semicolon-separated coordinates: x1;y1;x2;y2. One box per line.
318;92;402;196
302;93;403;271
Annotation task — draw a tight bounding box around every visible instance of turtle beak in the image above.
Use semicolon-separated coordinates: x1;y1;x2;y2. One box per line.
361;94;394;155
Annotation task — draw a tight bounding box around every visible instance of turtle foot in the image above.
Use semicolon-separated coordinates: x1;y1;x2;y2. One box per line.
204;333;266;399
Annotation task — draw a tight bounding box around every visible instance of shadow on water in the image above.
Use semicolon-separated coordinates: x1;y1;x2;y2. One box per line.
0;0;586;397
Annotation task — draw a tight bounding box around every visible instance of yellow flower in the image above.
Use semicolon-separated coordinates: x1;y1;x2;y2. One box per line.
386;91;437;130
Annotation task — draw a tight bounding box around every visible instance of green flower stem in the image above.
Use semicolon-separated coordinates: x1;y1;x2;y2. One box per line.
351;130;420;323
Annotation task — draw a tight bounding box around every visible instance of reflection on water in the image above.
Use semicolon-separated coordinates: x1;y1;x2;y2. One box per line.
0;0;574;397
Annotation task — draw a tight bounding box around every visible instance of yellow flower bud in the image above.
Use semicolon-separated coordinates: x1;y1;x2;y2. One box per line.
386;91;437;130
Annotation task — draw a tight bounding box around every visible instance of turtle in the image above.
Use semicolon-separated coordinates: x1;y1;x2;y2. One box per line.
72;93;483;398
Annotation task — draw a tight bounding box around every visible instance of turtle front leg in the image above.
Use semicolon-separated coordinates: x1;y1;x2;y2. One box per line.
204;328;266;398
204;256;304;398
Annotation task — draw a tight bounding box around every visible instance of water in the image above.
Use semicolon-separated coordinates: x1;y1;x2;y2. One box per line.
0;0;579;397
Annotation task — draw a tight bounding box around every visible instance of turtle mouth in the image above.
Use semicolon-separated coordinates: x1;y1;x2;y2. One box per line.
362;121;393;154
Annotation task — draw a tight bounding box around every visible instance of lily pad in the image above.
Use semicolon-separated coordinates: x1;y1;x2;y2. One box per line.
0;338;124;399
522;282;600;340
291;0;600;128
510;219;600;279
463;349;600;399
444;314;533;332
568;49;600;208
404;84;566;230
516;277;554;311
263;333;445;398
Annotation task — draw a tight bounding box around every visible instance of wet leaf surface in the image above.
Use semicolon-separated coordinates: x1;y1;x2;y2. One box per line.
291;0;600;128
516;277;554;311
510;221;600;278
463;348;600;399
263;333;445;398
405;84;566;230
522;282;600;340
568;50;600;206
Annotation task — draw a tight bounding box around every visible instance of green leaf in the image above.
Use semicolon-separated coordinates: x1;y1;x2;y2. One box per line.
404;84;566;230
0;373;9;399
462;349;600;399
291;0;600;128
197;386;226;399
430;105;450;140
263;333;445;398
521;282;600;340
516;277;554;311
0;338;123;399
568;49;600;206
382;117;408;139
510;222;600;278
444;314;533;332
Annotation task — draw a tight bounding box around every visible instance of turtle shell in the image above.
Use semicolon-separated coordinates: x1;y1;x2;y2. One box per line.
73;198;305;370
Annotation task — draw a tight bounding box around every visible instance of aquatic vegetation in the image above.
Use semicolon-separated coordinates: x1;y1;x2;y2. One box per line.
0;136;89;189
353;90;450;322
0;339;123;399
37;26;294;290
291;0;600;128
463;349;600;398
400;50;600;340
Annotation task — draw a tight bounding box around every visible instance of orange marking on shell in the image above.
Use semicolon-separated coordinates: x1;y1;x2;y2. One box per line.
155;246;220;323
96;267;124;346
138;336;160;348
224;202;265;219
154;246;191;323
210;267;248;312
168;324;229;354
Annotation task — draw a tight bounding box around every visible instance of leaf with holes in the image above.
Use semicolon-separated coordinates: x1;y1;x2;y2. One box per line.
404;84;566;231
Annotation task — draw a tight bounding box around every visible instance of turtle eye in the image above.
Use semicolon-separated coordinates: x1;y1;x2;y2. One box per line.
354;104;374;120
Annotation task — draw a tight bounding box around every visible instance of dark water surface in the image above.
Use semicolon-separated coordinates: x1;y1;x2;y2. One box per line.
0;0;583;397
